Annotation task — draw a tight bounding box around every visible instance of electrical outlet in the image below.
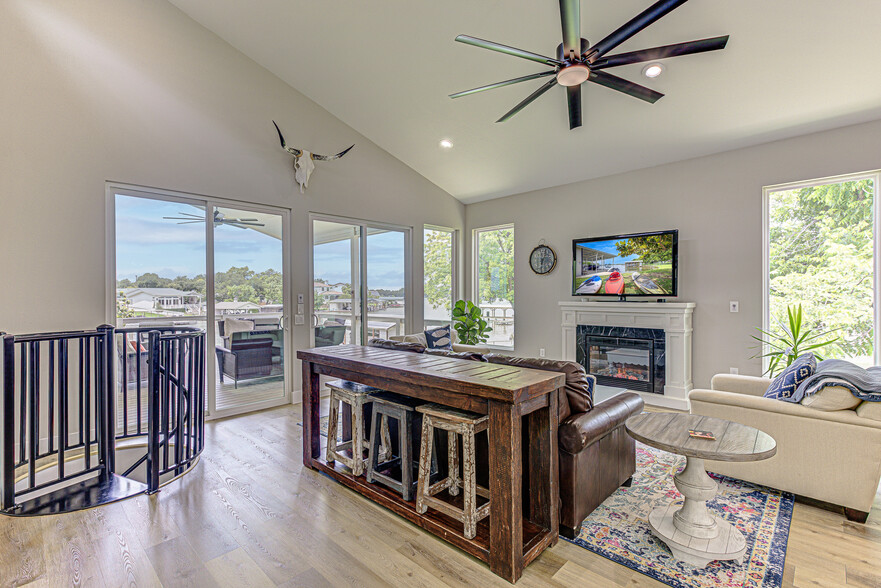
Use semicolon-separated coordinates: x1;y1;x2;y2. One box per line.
730;367;739;374
729;300;739;313
539;348;546;357
297;293;304;304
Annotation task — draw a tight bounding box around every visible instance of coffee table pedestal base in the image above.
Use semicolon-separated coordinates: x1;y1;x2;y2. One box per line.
649;505;746;568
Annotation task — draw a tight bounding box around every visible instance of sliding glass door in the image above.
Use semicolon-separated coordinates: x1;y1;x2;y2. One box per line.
312;216;411;345
111;187;291;419
213;205;288;413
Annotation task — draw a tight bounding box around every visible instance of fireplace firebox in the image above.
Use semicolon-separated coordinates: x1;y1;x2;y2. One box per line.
577;325;665;394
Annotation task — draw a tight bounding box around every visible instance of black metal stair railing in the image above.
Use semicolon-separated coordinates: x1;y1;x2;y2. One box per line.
1;325;206;514
116;327;205;492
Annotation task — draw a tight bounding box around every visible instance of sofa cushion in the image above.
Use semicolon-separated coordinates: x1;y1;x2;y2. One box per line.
764;353;816;401
856;400;881;422
424;348;486;362
484;354;593;421
424;326;453;350
800;381;862;411
367;338;426;353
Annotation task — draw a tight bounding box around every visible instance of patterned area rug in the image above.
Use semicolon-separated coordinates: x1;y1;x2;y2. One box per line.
565;444;793;588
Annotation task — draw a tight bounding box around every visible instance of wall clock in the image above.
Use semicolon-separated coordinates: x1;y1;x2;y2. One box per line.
529;243;557;275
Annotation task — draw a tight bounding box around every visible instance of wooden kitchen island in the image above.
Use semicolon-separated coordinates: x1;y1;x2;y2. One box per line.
298;345;566;583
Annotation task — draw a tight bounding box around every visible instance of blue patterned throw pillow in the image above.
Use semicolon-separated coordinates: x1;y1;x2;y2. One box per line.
764;353;816;401
424;326;453;350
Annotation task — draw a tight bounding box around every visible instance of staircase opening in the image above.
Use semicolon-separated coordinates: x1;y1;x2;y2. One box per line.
1;325;206;516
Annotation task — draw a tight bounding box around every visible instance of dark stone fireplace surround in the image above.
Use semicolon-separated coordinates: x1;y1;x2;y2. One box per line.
576;325;666;395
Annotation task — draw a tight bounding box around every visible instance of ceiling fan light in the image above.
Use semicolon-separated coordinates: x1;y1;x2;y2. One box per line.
556;64;590;87
642;63;665;78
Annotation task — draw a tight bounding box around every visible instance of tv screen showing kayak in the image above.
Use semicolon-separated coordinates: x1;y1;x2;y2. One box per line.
572;230;678;297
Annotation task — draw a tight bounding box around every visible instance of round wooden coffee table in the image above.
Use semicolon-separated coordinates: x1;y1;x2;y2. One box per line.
625;412;777;568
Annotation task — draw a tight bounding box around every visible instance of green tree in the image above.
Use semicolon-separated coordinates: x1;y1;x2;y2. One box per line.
476;227;514;305
117;278;134;288
215;266;258;303
615;233;674;264
424;229;453;314
135;272;171;288
768;179;874;359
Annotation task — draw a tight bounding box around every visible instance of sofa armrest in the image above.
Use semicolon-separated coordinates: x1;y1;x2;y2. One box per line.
559;392;644;454
710;373;771;396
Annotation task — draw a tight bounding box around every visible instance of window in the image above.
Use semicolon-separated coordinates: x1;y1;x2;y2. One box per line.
474;224;515;347
764;172;879;367
424;226;456;329
311;215;411;344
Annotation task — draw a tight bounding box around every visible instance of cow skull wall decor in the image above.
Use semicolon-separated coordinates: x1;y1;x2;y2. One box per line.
272;121;354;193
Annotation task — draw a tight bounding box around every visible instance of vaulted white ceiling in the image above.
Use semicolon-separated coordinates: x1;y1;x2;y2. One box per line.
168;0;881;203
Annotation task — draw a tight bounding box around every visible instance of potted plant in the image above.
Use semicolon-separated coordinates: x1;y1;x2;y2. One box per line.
451;300;493;345
751;304;839;377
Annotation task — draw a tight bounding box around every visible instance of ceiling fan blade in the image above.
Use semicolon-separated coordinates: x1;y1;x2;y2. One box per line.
450;71;556;99
455;35;563;67
588;70;664;103
586;0;689;60
559;0;581;55
592;35;729;69
496;77;559;123
567;85;582;130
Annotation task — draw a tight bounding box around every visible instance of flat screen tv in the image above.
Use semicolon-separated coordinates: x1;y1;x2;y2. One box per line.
572;230;678;298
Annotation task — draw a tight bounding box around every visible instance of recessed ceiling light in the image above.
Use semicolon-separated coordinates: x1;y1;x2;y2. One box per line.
439;139;454;149
642;63;665;79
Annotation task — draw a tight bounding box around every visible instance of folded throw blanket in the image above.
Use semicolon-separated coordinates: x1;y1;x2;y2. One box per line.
794;359;881;402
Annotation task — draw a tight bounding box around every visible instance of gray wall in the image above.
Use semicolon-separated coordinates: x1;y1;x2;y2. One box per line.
465;119;881;388
0;0;463;391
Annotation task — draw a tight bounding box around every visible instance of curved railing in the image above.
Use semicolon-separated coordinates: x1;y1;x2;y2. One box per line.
1;325;205;514
115;327;205;492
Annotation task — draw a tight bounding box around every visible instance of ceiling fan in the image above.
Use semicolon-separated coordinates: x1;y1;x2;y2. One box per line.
163;210;265;229
450;0;729;130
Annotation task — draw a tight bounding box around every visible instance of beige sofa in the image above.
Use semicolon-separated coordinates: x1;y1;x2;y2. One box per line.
689;373;881;522
390;331;490;354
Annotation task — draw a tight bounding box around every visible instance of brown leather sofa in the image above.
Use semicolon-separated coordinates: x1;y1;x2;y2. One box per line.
367;339;644;538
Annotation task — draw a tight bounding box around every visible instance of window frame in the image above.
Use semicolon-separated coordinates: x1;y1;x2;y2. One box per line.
762;170;881;370
423;224;458;329
472;223;515;349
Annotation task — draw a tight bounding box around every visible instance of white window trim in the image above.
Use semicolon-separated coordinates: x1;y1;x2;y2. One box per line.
423;224;459;328
762;170;881;370
472;223;515;350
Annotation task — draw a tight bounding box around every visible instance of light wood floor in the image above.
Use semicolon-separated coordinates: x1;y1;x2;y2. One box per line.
2;402;880;588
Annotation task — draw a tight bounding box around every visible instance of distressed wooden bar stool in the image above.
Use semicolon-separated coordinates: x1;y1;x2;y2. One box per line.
326;380;389;476
365;391;428;500
415;403;490;539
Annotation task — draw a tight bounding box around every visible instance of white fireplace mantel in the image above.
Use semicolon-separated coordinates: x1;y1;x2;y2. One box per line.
560;300;695;410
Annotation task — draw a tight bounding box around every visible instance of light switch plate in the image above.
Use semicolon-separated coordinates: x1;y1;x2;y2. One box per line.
297;303;304;314
294;314;304;325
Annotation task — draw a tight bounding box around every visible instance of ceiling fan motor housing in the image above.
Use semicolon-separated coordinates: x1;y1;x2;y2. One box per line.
556;38;590;63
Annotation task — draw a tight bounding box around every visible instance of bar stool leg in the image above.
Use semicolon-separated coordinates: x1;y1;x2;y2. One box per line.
462;427;477;539
351;398;364;476
416;416;433;514
401;412;414;501
379;414;392;462
326;393;339;464
366;407;382;484
447;431;460;497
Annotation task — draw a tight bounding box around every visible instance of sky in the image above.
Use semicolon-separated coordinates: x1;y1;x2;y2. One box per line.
116;195;405;289
313;230;405;290
115;195;281;281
